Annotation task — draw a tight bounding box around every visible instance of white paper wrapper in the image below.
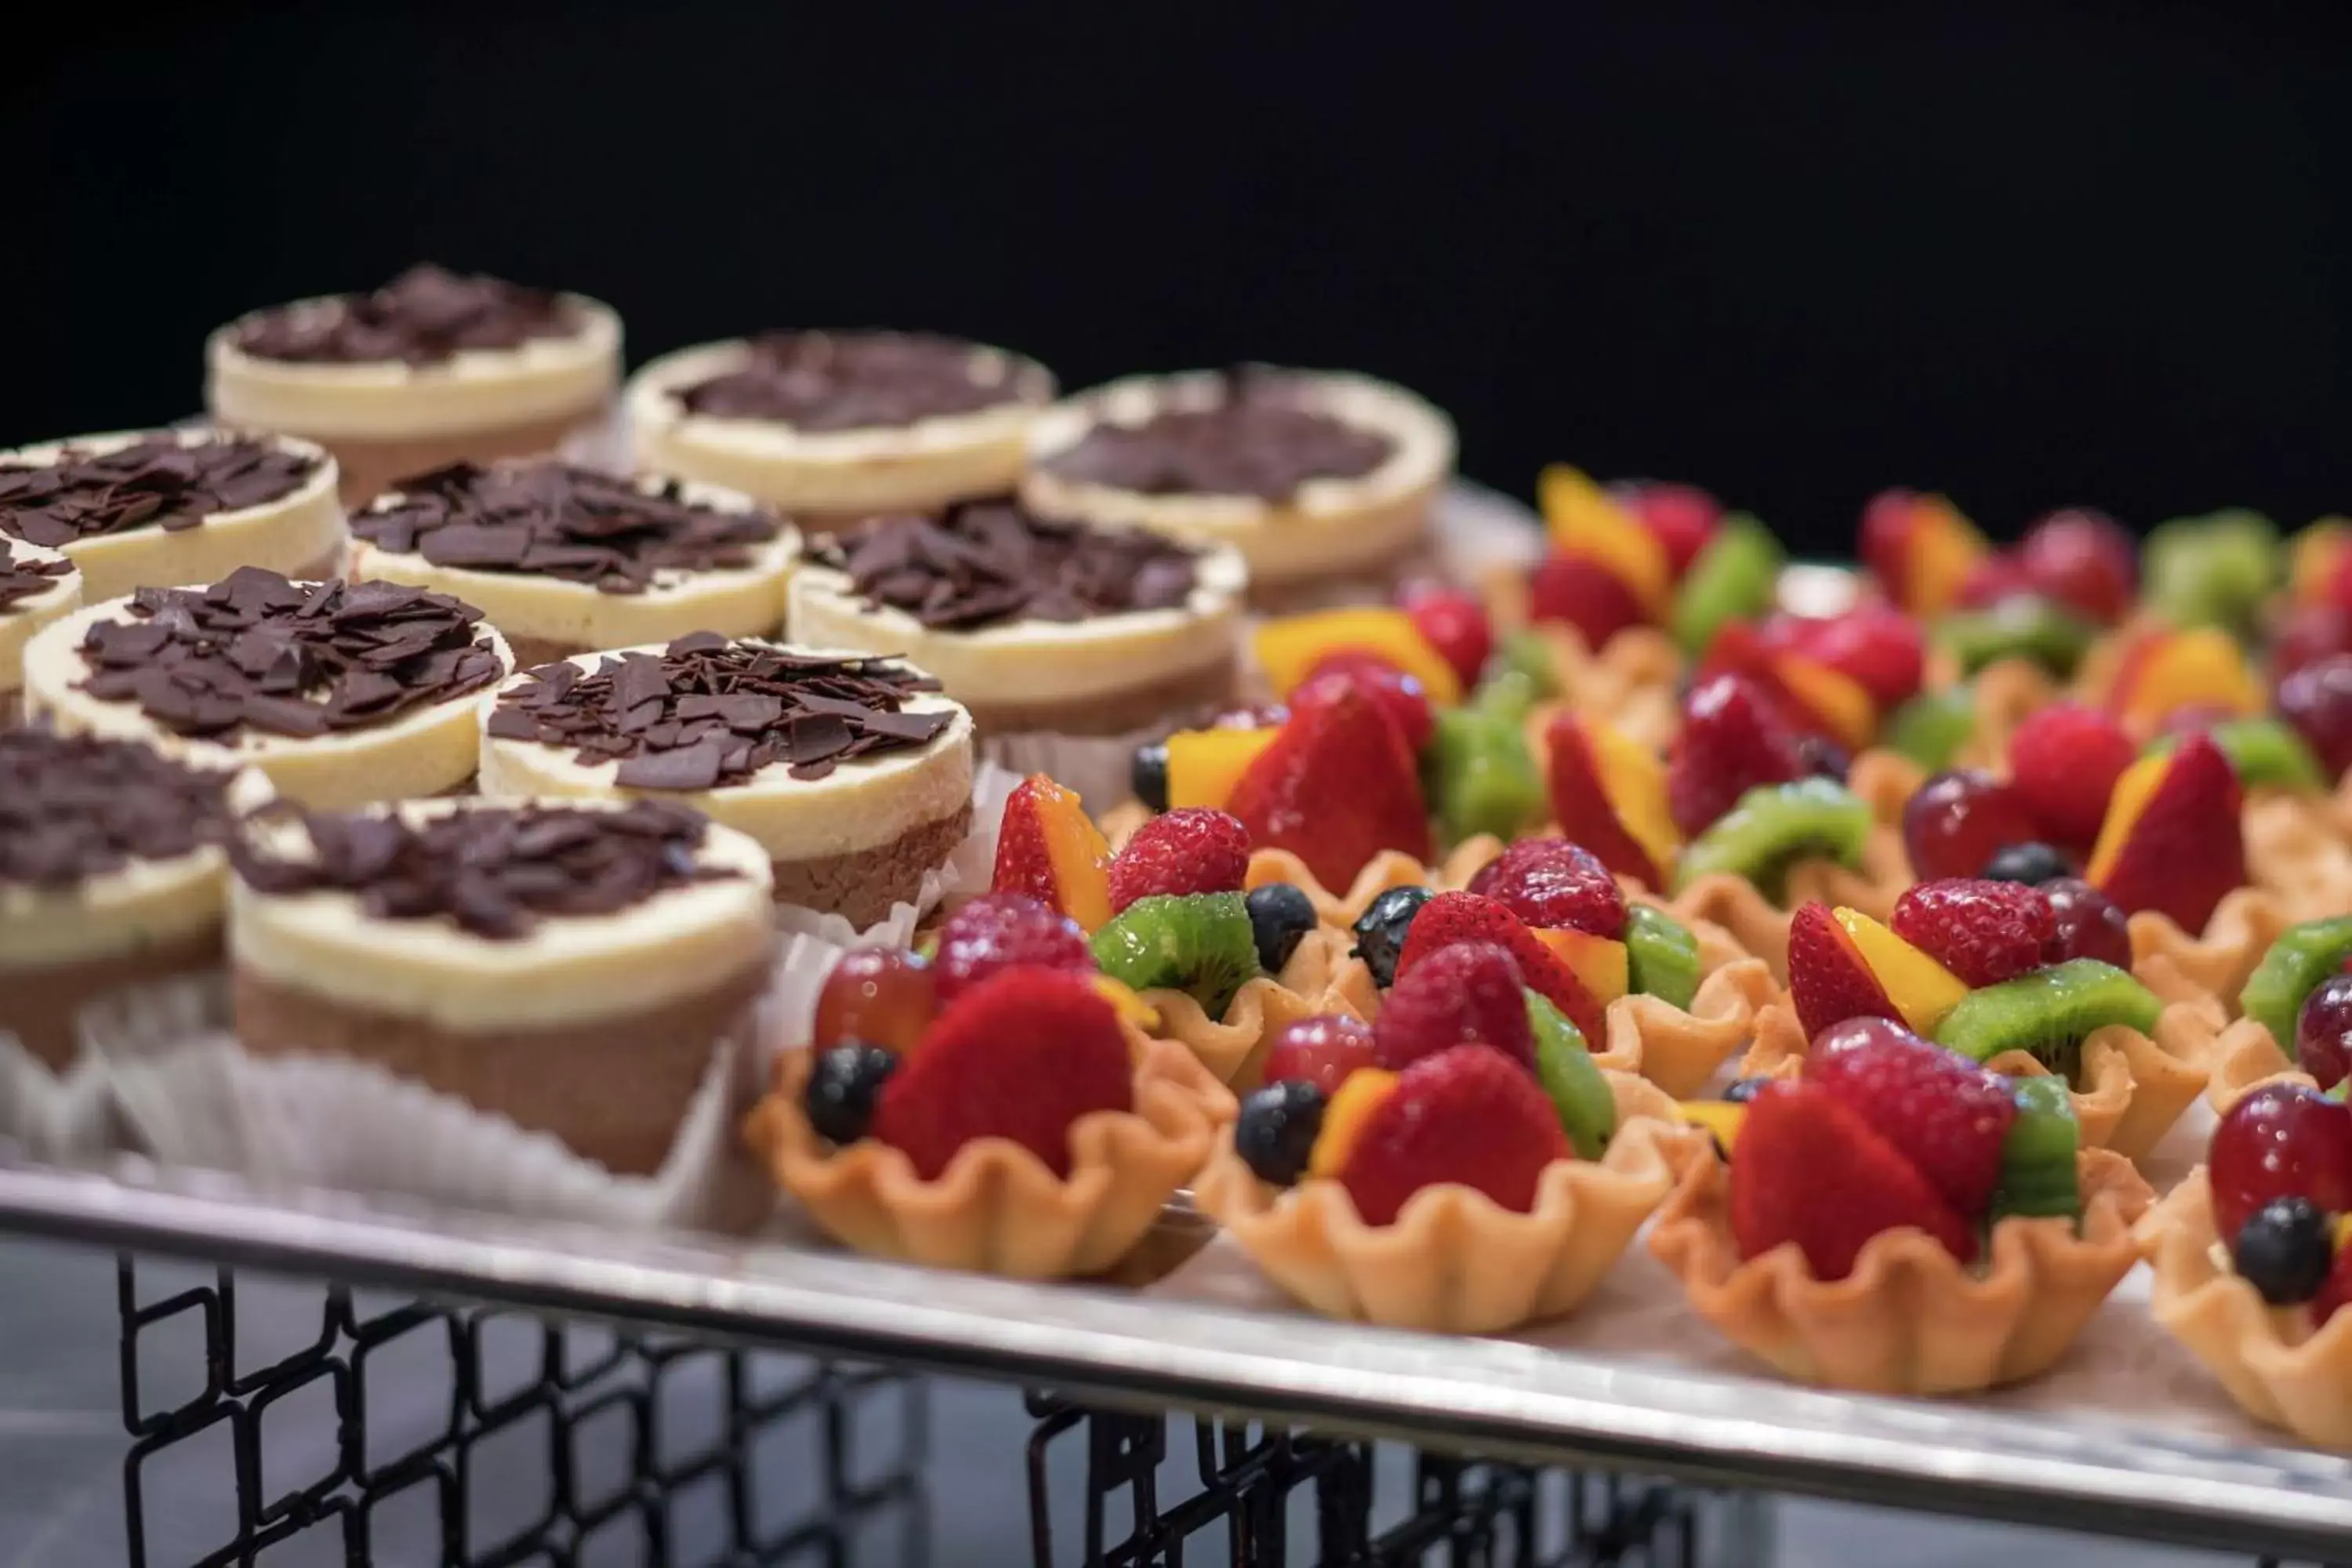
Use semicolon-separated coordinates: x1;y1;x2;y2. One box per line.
770;761;1021;950
0;1036;121;1161
87;973;778;1231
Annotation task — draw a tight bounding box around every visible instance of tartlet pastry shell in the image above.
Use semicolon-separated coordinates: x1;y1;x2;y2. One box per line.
1127;927;1380;1090
1650;1147;2152;1394
1193;1078;1704;1333
743;1036;1228;1279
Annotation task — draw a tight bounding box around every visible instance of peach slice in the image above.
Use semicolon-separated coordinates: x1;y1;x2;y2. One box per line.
1308;1069;1399;1178
1535;928;1631;1006
1253;608;1463;706
1539;464;1671;618
1833;907;1969;1035
991;774;1113;931
1167;728;1281;811
2107;626;2263;729
1769;652;1876;750
1904;495;1987;617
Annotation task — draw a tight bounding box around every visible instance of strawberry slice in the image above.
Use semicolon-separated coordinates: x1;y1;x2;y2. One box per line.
1730;1080;1978;1278
871;967;1133;1179
1786;902;1901;1039
1371;942;1537;1071
2090;731;2245;934
1226;682;1433;894
1802;1021;2016;1218
1667;672;1802;837
1393;891;1607;1046
1338;1044;1571;1224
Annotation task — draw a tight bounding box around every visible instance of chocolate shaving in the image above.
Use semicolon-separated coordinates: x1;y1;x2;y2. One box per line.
672;331;1041;431
351;459;782;595
492;637;954;789
0;434;319;550
72;565;504;742
230;799;734;941
1042;367;1396;501
0;539;73;613
0;729;247;888
231;263;583;367
805;497;1202;631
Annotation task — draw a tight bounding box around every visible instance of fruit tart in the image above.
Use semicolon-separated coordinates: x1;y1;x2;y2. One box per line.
1744;877;2212;1160
2139;1082;2352;1449
1652;1018;2152;1394
743;945;1229;1279
1194;1015;1704;1331
2201;915;2352;1109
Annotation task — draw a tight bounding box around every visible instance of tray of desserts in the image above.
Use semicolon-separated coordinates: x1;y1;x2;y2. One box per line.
10;265;2352;1558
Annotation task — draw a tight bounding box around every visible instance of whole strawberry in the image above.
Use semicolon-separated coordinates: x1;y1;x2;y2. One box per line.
1108;808;1251;914
1730;1080;1977;1279
931;893;1095;1004
1668;673;1802;837
1466;837;1628;939
1340;1044;1571;1224
1890;878;2059;988
1803;1017;2017;1217
1372;942;1536;1071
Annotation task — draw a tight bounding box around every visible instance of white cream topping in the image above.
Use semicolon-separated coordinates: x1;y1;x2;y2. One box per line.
785;542;1247;707
229;795;775;1030
206;297;621;441
0;540;81;695
477;645;975;860
0;430;347;603
22;597;512;809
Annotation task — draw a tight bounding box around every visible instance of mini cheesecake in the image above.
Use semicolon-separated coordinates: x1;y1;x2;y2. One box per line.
23;566;511;808
227;797;775;1174
0;729;273;1069
346;459;797;667
0;430;343;601
481;637;973;928
1023;366;1456;607
207;264;622;504
626;330;1054;520
788;496;1247;736
0;539;79;722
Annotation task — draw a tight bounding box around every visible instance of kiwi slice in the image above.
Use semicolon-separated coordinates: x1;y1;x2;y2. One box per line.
1882;686;1976;773
1932;959;2162;1083
1472;666;1544;725
1527;989;1616;1159
1624;905;1700;1009
1671;512;1783;656
1423;709;1547;844
2144;510;2280;635
1089;891;1260;1018
2238;916;2352;1054
1488;628;1564;699
1668;778;1871;899
1991;1075;2081;1222
2144;717;2324;791
1934;596;2096;677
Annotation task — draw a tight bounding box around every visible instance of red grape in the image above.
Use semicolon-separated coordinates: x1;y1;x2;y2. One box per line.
2297;975;2352;1093
2039;878;2134;968
2277;655;2352;782
1953;552;2034;610
1901;769;2039;882
1807;1014;1929;1065
811;948;937;1053
2018;508;2136;624
2210;1083;2352;1243
2270;604;2352;684
1261;1014;1380;1094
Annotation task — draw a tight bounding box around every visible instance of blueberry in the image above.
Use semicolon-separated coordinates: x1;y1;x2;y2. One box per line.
1349;885;1433;988
1234;1080;1328;1185
1982;841;2070;887
1129;742;1171;813
2233;1196;2335;1305
1794;735;1851;782
1246;883;1318;975
802;1044;898;1145
1722;1076;1772;1104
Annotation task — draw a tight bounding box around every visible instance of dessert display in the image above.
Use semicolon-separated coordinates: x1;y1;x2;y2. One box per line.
1022;366;1454;608
206;264;622;503
0;430;343;601
742;925;1228;1278
1;729;271;1069
1652;1018;2152;1392
227;797;774;1174
787;496;1247;739
22;566;511;808
0;539;78;721
346;459;797;666
626;331;1054;518
481;637;974;928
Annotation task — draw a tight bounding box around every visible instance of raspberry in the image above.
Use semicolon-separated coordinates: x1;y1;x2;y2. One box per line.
1261;1014;1379;1094
1802;1023;2016;1218
931;893;1095;1004
2007;703;2137;848
1107;808;1250;914
1371;941;1536;1072
1527;549;1650;652
2018;508;2136;624
1667;673;1802;837
1890;878;2059;987
1465;837;1627;939
2040;877;2133;967
1392;890;1606;1045
1399;581;1494;691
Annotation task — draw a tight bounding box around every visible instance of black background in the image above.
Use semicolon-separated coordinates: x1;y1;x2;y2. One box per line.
18;2;2351;555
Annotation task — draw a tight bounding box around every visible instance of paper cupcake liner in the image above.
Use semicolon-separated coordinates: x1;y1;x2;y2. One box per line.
742;1036;1220;1279
1649;1146;2152;1395
0;1035;121;1162
1740;996;2216;1162
86;972;773;1230
1193;1080;1704;1333
2139;1167;2352;1450
771;762;1021;950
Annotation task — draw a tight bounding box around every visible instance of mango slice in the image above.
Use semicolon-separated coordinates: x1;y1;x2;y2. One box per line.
1167;728;1280;811
1254;608;1463;705
1834;906;1969;1035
